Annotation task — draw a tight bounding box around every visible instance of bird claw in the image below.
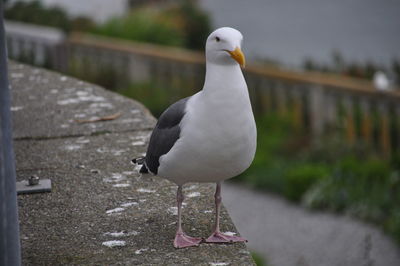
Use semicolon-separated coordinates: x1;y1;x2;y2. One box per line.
174;232;202;248
205;231;247;243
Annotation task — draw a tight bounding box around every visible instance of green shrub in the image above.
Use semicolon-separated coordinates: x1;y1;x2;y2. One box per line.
303;157;400;244
386;210;400;245
284;164;329;201
251;251;268;266
5;0;96;32
165;0;211;50
6;1;211;51
91;8;185;47
91;2;210;49
236;114;306;196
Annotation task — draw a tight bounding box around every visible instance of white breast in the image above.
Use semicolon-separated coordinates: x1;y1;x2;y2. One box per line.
158;65;257;185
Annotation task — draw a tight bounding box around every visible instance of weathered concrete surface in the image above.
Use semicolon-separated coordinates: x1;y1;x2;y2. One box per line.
10;63;155;139
223;182;400;266
9;62;254;265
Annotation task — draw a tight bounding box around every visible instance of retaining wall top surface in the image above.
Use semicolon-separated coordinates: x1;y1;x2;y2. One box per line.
10;61;254;265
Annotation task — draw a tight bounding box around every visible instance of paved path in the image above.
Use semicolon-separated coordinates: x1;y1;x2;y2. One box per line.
223;182;400;266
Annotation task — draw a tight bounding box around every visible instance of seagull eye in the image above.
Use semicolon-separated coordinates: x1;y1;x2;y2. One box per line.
215;37;220;42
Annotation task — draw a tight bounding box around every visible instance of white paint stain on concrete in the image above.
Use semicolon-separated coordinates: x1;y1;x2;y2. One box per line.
106;207;125;214
11;73;24;79
96;147;127;156
122;171;134;176
111;173;125;181
90;102;114;109
76;138;90;144
112;149;127;156
121;202;138;207
10;106;23;111
137;188;156;193
167;207;178;216
57;91;106;105
130;109;140;114
103;231;139;237
104;231;126;237
64;145;81;151
113;183;131;188
187;192;201;198
74;113;87;118
131;140;145;146
120;118;142;124
134;248;148;255
102;240;126;248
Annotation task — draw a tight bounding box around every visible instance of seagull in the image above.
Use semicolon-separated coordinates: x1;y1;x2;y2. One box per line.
373;71;392;91
132;27;257;248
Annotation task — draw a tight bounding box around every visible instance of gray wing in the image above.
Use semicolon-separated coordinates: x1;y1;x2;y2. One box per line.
144;97;190;175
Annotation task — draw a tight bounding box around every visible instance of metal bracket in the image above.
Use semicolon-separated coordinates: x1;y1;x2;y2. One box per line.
16;175;51;195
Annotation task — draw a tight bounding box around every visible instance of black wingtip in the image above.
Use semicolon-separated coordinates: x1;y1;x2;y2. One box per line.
131;156;145;165
132;157;148;173
139;165;149;173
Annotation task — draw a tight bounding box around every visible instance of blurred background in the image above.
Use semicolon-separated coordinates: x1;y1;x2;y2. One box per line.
3;0;400;265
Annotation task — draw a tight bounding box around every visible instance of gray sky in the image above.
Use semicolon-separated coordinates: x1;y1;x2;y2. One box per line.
200;0;400;67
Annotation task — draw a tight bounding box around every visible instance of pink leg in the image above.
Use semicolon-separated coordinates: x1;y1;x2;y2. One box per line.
173;185;202;248
206;182;247;243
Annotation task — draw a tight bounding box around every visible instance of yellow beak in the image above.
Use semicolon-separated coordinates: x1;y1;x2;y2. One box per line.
228;47;246;67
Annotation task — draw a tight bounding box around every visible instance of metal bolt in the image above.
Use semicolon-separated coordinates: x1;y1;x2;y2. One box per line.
28;175;40;186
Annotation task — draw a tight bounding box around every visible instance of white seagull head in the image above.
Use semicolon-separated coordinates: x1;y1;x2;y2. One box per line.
205;27;245;67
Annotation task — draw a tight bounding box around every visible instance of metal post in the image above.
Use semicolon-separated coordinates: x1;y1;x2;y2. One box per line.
0;1;22;265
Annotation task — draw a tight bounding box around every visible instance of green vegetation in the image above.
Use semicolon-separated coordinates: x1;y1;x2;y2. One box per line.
4;0;95;32
5;0;211;50
236;112;400;244
91;8;185;47
167;1;212;50
251;251;268;266
91;1;210;49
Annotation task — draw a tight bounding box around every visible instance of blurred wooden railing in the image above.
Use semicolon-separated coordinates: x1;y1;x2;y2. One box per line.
5;20;65;68
5;23;400;156
64;33;400;156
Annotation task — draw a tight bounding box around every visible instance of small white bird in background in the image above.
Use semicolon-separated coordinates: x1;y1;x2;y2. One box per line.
133;27;257;248
373;71;391;91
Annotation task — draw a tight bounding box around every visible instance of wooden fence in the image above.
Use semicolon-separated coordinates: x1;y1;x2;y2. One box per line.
64;33;400;157
5;20;65;68
5;22;400;156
